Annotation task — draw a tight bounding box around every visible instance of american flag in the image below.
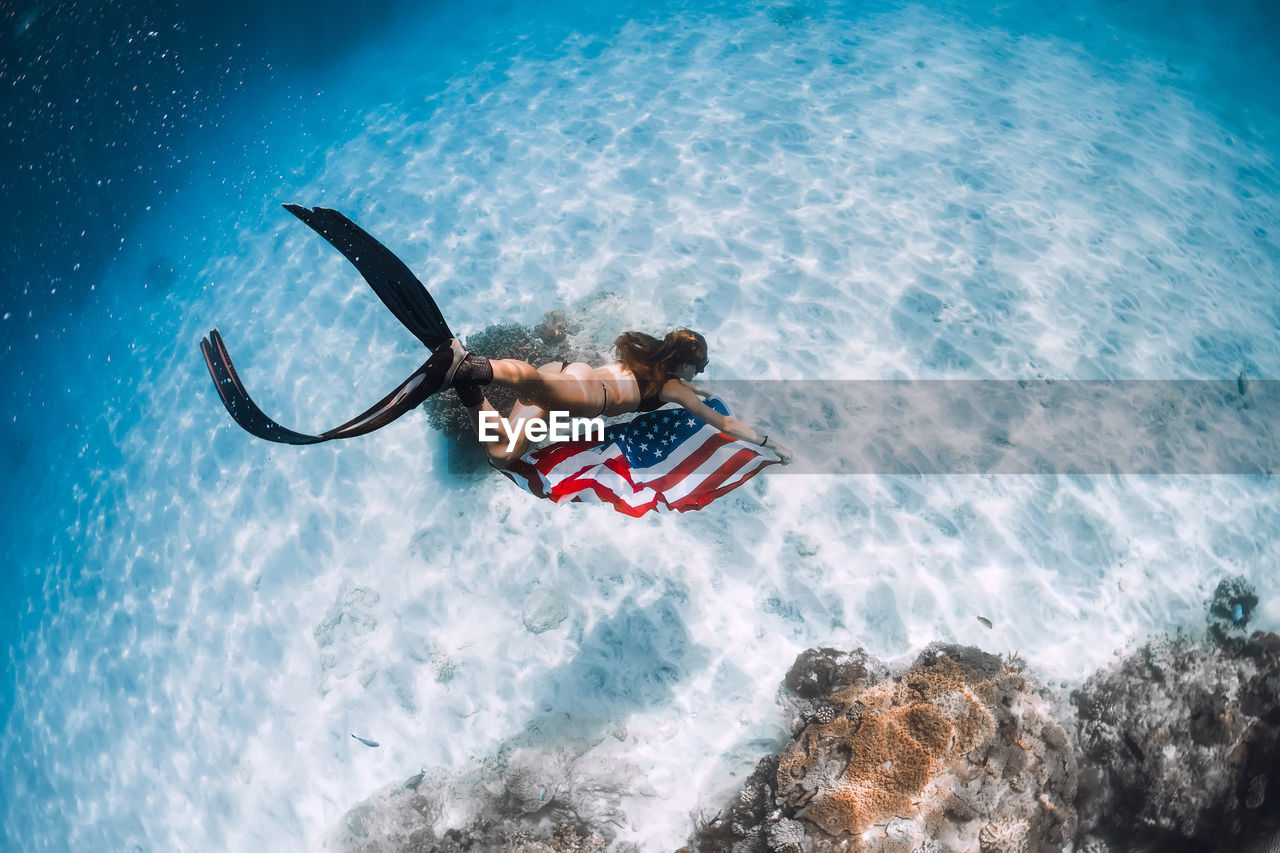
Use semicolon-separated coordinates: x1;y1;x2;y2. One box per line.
498;398;779;516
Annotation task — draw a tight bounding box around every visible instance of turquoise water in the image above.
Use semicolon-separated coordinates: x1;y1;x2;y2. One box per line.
2;0;1278;849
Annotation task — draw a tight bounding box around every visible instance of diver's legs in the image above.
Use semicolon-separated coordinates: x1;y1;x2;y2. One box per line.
465;362;607;466
465;395;550;468
486;359;603;416
465;360;583;467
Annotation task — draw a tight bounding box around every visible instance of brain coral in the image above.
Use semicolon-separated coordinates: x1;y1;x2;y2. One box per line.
979;816;1030;853
777;653;996;837
770;644;1079;853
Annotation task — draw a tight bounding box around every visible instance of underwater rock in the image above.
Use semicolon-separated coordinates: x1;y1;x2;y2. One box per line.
1072;581;1280;852
689;644;1076;852
1207;574;1262;653
521;588;570;634
768;5;808;27
327;747;635;852
534;310;581;344
782;646;888;704
314;583;381;695
314;584;380;648
765;818;805;853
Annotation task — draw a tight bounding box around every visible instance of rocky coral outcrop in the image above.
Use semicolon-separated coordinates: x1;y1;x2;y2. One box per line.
1207;574;1263;653
688;645;1077;852
533;310;581;345
327;579;1280;853
327;747;637;853
1072;576;1280;852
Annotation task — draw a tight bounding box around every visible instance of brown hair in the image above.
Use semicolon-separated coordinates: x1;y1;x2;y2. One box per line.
614;329;708;398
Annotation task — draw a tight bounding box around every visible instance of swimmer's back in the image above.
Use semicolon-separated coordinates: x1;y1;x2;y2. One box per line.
591;362;642;416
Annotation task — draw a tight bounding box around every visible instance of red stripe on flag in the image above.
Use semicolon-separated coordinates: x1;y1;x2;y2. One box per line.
493;401;778;516
529;437;604;469
670;452;777;510
645;432;735;492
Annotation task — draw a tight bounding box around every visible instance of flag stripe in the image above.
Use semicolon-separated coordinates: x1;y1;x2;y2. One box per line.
495;397;778;515
670;453;773;509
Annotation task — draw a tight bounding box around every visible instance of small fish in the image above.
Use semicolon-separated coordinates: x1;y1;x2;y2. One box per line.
977;616;993;629
351;733;380;748
1238;371;1250;396
1233;603;1245;623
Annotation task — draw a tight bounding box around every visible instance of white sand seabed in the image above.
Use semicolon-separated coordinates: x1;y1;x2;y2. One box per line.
4;0;1280;850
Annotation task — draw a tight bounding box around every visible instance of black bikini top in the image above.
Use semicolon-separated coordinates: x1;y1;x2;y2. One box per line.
636;393;666;412
636;375;678;412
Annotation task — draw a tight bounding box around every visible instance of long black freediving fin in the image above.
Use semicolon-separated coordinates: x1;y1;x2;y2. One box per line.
282;204;453;349
201;329;326;444
201;329;456;445
200;205;464;445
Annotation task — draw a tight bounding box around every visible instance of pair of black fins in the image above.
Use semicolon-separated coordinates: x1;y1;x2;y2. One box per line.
200;204;459;445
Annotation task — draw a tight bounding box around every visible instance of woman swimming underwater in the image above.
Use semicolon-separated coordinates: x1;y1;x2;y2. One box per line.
446;328;794;467
200;205;792;466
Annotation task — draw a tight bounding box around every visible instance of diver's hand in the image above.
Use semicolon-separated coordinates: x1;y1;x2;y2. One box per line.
768;440;794;465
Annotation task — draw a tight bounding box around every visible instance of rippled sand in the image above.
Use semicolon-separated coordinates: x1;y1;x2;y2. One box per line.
3;0;1279;850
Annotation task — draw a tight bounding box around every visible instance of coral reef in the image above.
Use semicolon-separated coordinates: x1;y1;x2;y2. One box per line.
328;579;1280;853
1072;577;1280;852
1207;574;1262;653
534;311;581;345
783;647;889;703
688;645;1076;853
327;747;637;852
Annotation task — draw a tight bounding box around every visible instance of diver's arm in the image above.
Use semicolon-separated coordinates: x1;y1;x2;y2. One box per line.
661;382;794;464
678;379;713;399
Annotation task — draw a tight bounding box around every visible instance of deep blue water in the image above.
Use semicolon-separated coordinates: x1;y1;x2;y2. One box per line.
1;0;636;687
